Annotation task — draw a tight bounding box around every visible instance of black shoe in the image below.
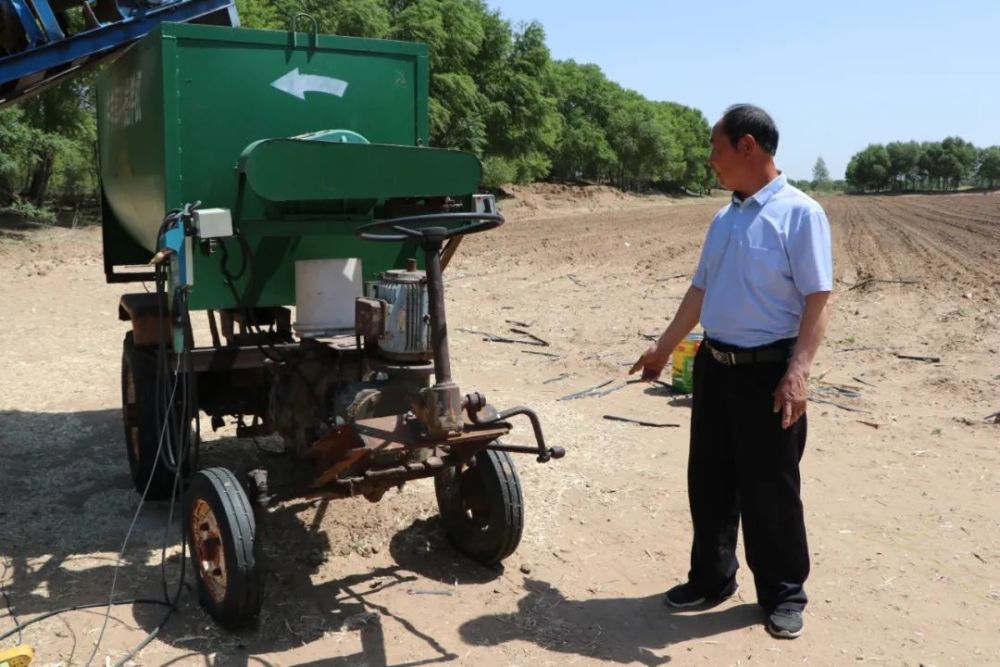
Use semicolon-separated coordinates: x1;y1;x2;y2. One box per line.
766;608;803;639
663;580;738;609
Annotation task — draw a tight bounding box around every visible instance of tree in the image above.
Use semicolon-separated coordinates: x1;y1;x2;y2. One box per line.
940;136;977;189
846;144;891;192
812;157;829;187
976;146;1000;188
482;20;561;182
0;107;37;204
548;60;620;182
885;141;921;190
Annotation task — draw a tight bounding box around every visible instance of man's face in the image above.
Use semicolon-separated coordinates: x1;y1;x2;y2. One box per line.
708;122;744;190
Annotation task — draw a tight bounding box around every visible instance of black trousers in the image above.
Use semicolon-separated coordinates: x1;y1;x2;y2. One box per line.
686;340;809;612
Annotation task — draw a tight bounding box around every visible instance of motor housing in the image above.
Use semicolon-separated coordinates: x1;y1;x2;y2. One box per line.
365;266;431;362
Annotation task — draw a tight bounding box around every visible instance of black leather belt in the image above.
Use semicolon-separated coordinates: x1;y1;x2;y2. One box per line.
704;338;794;366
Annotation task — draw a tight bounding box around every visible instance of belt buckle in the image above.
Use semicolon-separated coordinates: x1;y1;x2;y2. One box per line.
709;345;736;366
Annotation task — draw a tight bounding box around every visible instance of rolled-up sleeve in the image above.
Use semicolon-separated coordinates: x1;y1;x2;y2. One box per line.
787;208;833;296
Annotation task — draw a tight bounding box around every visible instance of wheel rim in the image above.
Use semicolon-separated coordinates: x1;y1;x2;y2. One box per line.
122;361;141;464
191;498;228;603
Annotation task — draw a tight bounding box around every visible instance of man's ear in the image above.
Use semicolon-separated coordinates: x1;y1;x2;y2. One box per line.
740;134;758;157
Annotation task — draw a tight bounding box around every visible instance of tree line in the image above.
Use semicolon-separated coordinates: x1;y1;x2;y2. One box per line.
846;138;1000;192
0;0;715;219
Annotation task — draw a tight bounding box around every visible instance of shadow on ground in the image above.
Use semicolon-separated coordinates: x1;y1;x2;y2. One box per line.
458;578;761;666
0;407;755;666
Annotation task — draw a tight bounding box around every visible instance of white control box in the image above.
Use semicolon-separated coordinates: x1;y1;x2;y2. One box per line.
194;208;234;238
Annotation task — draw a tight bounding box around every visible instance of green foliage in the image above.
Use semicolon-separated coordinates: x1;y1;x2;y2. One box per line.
234;0;282;29
481;156;517;189
846;144;892;191
977;146;1000;188
6;0;716;204
812;157;830;185
847;136;995;192
0;75;97;206
250;0;392;36
0;198;56;223
0;107;36;202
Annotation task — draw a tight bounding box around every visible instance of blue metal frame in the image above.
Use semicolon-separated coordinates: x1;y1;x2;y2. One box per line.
29;0;66;41
0;0;236;107
6;0;47;48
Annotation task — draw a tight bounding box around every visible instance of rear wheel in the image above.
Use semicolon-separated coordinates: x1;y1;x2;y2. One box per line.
186;467;263;628
121;332;192;499
434;447;524;564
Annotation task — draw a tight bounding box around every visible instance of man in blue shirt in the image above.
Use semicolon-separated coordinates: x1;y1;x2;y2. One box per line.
631;104;832;639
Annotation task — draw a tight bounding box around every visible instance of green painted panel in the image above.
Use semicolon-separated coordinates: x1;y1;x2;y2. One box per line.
170;24;431;225
191;233;423;310
240;140;482;203
97;34;167;254
98;22;430;253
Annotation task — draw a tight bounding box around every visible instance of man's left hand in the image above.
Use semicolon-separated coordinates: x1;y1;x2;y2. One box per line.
773;364;809;429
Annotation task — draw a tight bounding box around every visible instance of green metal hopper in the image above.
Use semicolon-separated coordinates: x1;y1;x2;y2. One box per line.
97;22;480;310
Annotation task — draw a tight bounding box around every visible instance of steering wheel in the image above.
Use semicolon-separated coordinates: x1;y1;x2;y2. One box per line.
356;212;505;244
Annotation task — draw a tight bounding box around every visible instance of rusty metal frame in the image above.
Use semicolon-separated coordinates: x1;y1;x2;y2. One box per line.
118;292;170;347
286;414;511;502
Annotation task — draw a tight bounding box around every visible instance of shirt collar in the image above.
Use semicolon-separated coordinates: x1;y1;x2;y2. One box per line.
732;173;787;208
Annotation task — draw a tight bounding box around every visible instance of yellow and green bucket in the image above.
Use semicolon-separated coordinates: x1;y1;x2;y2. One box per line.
672;331;703;394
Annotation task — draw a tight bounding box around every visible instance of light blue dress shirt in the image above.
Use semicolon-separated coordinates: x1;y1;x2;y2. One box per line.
692;174;833;348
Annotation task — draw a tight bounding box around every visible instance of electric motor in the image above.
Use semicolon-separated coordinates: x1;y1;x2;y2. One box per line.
366;267;431;361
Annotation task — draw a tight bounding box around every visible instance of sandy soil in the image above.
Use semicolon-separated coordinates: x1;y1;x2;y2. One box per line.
1;188;998;666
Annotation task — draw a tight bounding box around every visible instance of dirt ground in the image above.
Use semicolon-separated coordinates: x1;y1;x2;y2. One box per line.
1;187;998;666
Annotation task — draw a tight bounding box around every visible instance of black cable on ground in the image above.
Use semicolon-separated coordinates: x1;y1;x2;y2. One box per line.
0;558;23;646
85;204;199;666
112;210;201;667
0;599;172;644
0;205;201;664
83;355;183;666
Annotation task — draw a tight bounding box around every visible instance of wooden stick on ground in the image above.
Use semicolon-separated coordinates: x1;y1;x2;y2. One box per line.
558;379;613;401
458;328;547;347
848;278;921;291
523;350;562;359
509;328;550;346
603;415;680;428
896;354;941;363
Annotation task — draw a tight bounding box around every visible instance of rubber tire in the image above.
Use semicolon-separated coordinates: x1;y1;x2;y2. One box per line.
121;332;190;499
434;447;524;564
185;467;263;629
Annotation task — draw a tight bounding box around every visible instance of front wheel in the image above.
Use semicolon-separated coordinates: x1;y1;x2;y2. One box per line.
434;447;524;564
185;467;263;628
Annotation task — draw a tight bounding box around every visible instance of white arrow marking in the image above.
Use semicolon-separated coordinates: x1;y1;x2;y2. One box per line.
271;68;349;100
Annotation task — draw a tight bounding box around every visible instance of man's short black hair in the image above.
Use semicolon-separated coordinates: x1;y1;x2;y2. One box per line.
720;104;779;156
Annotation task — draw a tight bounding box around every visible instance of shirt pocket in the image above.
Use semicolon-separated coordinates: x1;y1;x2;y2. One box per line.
743;246;790;291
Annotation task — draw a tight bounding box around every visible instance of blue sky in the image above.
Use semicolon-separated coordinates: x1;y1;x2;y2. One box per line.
490;0;998;180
